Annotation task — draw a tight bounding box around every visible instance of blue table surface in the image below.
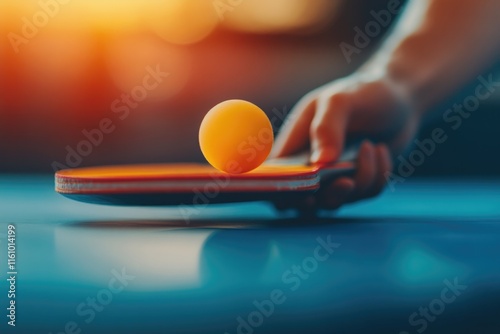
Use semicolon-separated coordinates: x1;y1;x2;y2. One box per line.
1;175;500;334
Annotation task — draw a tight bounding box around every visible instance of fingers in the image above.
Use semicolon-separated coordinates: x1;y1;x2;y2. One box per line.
270;81;397;211
309;94;349;164
316;140;376;210
349;141;377;197
271;95;316;158
272;92;350;162
274;142;392;211
317;142;393;210
345;142;392;203
317;177;355;210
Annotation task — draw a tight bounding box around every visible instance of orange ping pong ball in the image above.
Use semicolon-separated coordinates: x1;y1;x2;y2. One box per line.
199;99;274;174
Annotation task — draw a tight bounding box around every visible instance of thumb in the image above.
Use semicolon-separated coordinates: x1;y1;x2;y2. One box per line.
309;95;349;164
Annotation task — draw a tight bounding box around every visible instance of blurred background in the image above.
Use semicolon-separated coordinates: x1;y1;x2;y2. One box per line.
1;0;499;175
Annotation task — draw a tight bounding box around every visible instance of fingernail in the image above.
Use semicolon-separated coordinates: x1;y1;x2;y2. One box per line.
310;150;321;164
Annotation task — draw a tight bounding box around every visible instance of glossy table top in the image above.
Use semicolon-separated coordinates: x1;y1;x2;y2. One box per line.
1;175;499;334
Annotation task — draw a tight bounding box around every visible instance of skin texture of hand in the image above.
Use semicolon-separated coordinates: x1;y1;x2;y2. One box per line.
271;74;419;210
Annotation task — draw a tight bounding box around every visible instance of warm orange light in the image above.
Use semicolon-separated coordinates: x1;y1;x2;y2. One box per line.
221;0;341;33
146;0;219;45
1;0;145;32
19;34;95;94
63;0;145;31
106;35;191;101
1;0;338;39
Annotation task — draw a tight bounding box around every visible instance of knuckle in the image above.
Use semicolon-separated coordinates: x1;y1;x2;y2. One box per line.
326;92;350;109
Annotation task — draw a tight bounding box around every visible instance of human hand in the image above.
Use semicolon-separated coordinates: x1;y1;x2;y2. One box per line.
271;72;419;210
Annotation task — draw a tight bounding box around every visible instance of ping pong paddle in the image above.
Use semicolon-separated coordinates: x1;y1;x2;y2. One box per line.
55;145;358;206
